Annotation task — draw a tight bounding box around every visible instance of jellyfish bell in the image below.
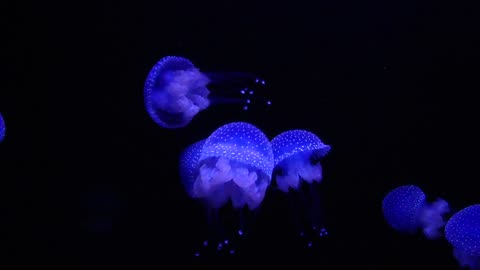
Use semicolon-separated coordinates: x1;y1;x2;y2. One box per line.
271;130;331;193
270;129;331;247
144;56;272;129
178;122;274;257
445;204;480;270
381;185;450;240
193;121;274;211
0;112;5;143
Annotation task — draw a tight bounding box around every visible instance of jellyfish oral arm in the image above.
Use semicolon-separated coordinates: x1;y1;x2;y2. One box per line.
453;248;480;269
419;198;450;239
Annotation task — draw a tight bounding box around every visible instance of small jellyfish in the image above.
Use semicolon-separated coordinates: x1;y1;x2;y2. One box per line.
270;129;331;246
0;113;5;143
382;185;450;239
445;204;480;270
80;186;124;234
144;56;272;129
179;122;274;256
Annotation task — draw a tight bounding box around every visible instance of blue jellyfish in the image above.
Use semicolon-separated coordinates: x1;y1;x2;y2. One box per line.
144;56;272;129
179;139;206;198
0;113;5;143
382;185;450;239
270;129;331;247
179;122;274;256
445;204;480;270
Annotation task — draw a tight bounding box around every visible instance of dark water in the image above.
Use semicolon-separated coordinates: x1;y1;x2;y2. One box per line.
2;0;479;268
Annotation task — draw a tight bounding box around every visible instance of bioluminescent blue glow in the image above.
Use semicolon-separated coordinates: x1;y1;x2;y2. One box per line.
144;56;272;129
179;122;274;257
193;121;274;210
0;113;5;143
382;185;450;239
445;204;480;270
179;139;206;198
271;130;331;192
270;129;331;247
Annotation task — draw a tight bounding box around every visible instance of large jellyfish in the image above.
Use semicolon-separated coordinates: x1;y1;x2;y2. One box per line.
381;185;450;239
445;204;480;270
0;113;5;143
144;56;272;129
270;129;331;247
179;122;274;256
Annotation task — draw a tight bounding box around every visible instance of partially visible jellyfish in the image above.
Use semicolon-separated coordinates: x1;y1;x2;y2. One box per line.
0;113;5;143
445;204;480;270
144;56;272;129
270;129;331;247
80;186;125;234
179;122;274;256
382;185;450;240
179;139;206;198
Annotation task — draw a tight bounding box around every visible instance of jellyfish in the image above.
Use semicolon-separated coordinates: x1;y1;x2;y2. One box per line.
270;129;331;247
179;122;274;256
0;113;5;143
381;185;450;240
80;185;125;234
144;56;272;129
445;204;480;270
179;139;206;199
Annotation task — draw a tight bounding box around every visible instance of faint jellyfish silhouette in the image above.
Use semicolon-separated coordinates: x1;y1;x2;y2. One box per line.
144;56;272;129
270;129;331;247
382;185;450;239
0;113;5;143
179;122;274;256
445;204;480;270
80;186;125;234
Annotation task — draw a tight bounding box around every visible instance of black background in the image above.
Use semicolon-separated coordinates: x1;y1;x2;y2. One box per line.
2;0;479;268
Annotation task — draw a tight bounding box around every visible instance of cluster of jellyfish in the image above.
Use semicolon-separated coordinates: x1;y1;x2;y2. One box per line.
178;122;331;257
144;55;333;257
143;55;479;266
0;112;5;143
382;185;480;269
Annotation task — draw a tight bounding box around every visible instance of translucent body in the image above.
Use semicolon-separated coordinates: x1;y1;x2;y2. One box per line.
445;204;480;269
179;122;273;257
270;129;331;247
0;113;5;143
271;130;331;192
190;122;274;210
144;56;210;128
144;56;272;129
179;139;206;197
382;185;450;239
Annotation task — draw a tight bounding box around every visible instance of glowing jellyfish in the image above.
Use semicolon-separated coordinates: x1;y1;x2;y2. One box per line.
144;56;272;129
271;129;331;247
179;122;274;256
179;139;206;198
445;204;480;270
0;113;5;143
382;185;450;239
